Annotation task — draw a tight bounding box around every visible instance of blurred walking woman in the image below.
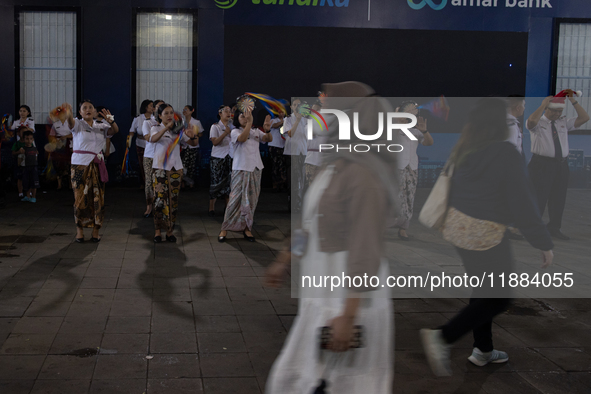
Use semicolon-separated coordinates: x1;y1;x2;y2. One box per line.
420;98;554;376
218;109;272;242
64;101;119;243
392;101;434;240
208;105;233;216
150;103;199;243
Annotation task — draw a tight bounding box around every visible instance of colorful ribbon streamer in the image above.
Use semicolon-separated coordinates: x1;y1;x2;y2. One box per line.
418;96;450;121
0;113;14;140
244;93;289;117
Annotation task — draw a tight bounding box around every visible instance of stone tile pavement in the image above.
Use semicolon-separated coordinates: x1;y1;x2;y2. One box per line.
0;186;590;393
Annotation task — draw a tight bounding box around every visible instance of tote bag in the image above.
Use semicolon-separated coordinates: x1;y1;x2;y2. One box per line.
418;162;453;230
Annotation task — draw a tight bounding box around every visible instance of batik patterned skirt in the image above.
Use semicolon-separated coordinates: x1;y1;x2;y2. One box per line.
221;169;262;232
153;168;183;232
392;165;419;230
209;155;232;200
269;146;287;189
136;146;145;185
181;148;199;185
71;163;105;229
143;157;154;206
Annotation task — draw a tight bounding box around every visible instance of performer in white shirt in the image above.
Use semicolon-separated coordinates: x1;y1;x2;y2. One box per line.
150;103;198;243
142;99;164;218
391;101;433;241
283;99;308;212
130;99;154;189
63;100;119;243
48;119;73;190
208;105;233;216
526;89;590;240
505;95;527;241
180;105;203;188
267;112;287;192
11;105;35;141
506;95;525;156
218;109;272;242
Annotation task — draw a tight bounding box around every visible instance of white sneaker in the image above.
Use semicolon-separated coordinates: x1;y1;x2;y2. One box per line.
468;347;509;366
420;329;452;377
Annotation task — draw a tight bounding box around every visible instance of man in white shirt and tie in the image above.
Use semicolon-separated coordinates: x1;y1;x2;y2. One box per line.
526;89;590;240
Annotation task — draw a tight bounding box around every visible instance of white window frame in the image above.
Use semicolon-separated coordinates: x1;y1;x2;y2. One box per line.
16;9;80;124
133;9;198;115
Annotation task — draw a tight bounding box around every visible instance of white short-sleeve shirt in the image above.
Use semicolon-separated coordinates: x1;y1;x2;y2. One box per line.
268;117;285;149
180;118;203;150
11;118;35;141
283;114;307;156
50;120;73;149
131;114;151;149
527;115;577;158
506;114;523;154
305;135;327;167
397;128;425;170
151;124;190;171
143;116;159;159
210;120;232;159
230;127;266;172
71;118;111;166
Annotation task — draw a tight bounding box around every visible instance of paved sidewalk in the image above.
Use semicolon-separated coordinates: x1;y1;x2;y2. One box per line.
0;186;590;393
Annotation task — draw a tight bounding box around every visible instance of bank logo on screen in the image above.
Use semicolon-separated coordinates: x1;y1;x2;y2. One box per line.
215;0;238;8
215;0;350;9
407;0;447;10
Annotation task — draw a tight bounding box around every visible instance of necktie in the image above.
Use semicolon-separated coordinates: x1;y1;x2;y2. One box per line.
551;121;562;159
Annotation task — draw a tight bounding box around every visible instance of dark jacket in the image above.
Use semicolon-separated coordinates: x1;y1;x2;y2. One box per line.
450;141;553;251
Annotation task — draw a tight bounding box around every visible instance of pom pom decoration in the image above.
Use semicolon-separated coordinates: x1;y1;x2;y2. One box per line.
418;96;450;121
0;113;14;140
44;142;57;153
49;104;71;123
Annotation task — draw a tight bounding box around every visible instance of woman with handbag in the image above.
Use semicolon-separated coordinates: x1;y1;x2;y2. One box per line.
420;98;554;376
264;82;396;393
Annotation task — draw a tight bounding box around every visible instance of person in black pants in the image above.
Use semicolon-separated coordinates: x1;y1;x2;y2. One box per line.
526;91;590;240
420;98;554;377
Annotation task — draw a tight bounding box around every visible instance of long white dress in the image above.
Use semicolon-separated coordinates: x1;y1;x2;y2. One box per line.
266;165;394;394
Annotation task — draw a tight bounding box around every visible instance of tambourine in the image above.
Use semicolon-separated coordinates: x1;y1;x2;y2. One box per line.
236;95;256;113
